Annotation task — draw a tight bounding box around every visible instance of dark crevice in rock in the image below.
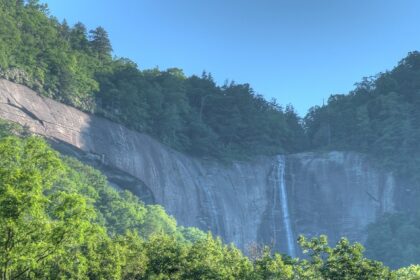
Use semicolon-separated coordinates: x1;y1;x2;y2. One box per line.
49;138;155;205
7;97;44;126
366;191;380;203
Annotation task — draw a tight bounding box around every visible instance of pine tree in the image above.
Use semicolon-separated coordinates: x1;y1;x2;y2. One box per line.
89;26;112;58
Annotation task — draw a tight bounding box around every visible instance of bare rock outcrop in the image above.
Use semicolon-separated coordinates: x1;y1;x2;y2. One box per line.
0;79;395;253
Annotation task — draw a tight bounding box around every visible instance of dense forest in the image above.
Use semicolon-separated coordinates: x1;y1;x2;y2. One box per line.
0;0;305;160
303;53;420;269
1;0;420;275
1;0;419;167
305;52;420;182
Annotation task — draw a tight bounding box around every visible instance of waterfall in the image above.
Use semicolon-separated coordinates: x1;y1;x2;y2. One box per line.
202;183;220;235
277;155;297;258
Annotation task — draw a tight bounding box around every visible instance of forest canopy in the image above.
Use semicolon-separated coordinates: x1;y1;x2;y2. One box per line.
0;0;306;160
1;0;419;169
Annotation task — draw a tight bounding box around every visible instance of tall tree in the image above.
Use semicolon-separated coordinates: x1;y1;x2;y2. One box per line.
70;22;89;51
89;26;112;59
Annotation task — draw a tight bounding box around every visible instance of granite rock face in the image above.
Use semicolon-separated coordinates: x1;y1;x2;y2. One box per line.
0;79;395;253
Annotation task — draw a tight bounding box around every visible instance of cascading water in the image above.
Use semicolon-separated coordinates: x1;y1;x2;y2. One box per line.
202;183;220;235
277;155;297;258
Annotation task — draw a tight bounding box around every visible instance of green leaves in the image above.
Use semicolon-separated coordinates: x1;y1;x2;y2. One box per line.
89;26;112;59
366;213;420;269
297;235;391;280
393;265;420;279
0;136;88;279
1;0;308;160
304;51;420;268
0;0;100;111
0;136;212;279
0;136;417;279
253;248;293;280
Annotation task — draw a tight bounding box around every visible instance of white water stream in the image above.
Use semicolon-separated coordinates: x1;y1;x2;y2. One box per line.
277;155;297;257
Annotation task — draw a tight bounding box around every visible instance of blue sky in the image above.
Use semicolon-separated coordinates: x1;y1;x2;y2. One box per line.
42;0;420;115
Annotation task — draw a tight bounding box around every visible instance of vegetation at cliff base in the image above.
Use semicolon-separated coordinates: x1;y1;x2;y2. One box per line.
1;125;416;279
3;139;420;278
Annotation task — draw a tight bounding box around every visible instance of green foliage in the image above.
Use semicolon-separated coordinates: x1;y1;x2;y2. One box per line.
89;26;112;59
0;135;418;279
0;136;200;279
0;119;26;138
393;265;420;280
365;213;420;269
304;52;420;268
2;0;420;273
0;0;103;111
181;234;253;279
0;0;306;160
304;52;420;182
96;66;307;159
297;235;392;280
0;136;92;279
253;248;294;279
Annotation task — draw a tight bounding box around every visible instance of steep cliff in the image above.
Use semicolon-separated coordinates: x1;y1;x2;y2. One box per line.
0;79;395;253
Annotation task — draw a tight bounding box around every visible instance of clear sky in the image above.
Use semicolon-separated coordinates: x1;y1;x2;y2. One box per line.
42;0;420;115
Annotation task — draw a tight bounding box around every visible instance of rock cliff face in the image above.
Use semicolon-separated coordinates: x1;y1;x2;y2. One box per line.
0;79;395;253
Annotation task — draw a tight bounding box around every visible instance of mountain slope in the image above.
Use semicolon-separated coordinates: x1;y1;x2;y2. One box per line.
0;87;405;279
0;0;305;159
0;78;396;256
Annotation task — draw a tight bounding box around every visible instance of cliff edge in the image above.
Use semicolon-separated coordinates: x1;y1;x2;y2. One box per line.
0;79;395;253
